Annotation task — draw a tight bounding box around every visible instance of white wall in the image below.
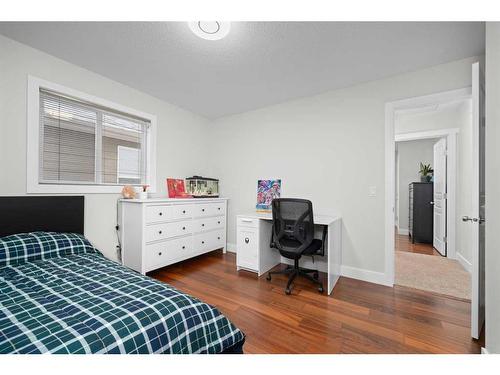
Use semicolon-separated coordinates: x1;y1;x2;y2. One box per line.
485;22;500;354
396;139;437;233
0;35;211;260
208;56;479;278
395;100;473;266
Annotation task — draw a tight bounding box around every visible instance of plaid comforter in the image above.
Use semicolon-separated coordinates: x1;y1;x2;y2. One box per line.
0;250;244;354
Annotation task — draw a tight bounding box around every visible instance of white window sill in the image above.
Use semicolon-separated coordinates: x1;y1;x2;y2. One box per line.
27;183;157;195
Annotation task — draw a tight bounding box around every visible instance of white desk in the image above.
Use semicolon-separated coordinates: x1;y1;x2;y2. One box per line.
236;212;342;295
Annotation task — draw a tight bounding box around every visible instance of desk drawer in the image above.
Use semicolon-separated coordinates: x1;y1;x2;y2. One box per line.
237;216;259;228
194;216;224;233
145;220;192;242
145;237;193;270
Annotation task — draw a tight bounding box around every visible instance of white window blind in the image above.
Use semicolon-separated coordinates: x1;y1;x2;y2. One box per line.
39;89;150;186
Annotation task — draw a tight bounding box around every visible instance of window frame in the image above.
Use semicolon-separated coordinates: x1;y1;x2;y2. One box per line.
27;76;157;194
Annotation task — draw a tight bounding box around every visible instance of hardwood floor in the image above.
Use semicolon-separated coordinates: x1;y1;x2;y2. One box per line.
149;251;482;354
396;233;441;256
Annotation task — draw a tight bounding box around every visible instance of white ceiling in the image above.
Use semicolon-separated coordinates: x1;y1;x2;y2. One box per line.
0;22;485;119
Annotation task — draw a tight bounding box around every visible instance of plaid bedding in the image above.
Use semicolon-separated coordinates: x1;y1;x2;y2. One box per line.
0;233;244;354
0;232;99;267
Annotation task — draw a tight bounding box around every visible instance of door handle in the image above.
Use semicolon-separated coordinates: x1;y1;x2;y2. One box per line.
462;216;484;223
430;201;434;205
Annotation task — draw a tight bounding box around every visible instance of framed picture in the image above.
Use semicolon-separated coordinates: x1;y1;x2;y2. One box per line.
256;179;282;212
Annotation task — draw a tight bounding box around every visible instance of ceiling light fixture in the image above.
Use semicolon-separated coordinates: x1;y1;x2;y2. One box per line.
188;21;231;40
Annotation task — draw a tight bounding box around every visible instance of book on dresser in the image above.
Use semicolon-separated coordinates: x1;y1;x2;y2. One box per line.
119;198;227;274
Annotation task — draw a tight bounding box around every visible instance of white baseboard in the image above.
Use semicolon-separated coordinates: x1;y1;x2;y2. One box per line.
227;242;391;287
226;242;236;253
456;252;472;273
481;347;489;354
397;228;409;235
340;265;392;287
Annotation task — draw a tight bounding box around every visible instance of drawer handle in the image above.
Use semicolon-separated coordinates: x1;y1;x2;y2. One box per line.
158;230;162;234
245;237;249;244
218;207;221;210
182;226;186;230
159;212;163;216
218;236;221;240
202;208;205;212
217;221;220;224
202;241;205;244
241;219;252;223
182;246;185;249
158;252;162;256
182;210;186;214
202;223;205;227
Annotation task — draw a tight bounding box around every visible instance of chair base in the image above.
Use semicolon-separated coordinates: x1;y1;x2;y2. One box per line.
266;260;324;295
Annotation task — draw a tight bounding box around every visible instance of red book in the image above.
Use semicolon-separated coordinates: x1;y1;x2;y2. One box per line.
166;178;192;198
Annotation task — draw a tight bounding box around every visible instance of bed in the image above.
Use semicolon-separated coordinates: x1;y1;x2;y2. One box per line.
0;196;245;354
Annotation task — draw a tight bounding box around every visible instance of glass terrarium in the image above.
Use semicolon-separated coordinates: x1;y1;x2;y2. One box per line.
185;176;219;198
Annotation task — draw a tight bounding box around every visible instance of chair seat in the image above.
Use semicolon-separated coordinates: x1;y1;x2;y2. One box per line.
278;239;323;259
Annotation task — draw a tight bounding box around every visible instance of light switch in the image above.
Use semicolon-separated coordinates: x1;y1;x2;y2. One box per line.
368;186;377;197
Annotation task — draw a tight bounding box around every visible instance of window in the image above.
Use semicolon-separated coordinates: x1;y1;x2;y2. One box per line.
27;77;156;193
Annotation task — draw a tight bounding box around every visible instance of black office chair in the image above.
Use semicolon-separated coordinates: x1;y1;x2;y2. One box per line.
266;198;325;295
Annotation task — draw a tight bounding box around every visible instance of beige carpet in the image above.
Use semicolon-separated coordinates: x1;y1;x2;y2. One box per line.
395;251;471;300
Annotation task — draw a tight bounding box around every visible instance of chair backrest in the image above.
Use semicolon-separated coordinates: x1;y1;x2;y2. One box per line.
271;198;315;253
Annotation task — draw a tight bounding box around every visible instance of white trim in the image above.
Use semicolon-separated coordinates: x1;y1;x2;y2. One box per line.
340;265;392;287
226;242;237;253
395;128;459;142
26;76;157;194
457;252;472;273
481;347;489;354
385;87;471;286
397;228;409;236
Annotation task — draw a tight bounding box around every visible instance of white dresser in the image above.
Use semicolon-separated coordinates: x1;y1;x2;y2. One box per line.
119;198;227;274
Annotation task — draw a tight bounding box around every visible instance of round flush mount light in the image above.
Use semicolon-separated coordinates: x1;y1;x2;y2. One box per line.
188;21;231;40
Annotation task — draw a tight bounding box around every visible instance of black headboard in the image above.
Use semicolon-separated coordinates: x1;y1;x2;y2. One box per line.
0;196;84;237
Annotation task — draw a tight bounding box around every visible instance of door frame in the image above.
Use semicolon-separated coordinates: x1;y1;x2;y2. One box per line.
395;129;458;259
384;87;471;286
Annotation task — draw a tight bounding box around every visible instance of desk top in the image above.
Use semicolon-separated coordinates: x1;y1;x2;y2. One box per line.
237;212;341;226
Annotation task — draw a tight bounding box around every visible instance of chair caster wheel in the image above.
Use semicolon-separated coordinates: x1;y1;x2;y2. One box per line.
266;274;271;281
313;272;319;279
318;286;324;293
285;288;291;295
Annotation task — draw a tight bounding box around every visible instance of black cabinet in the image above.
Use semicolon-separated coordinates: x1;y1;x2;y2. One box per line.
409;182;433;244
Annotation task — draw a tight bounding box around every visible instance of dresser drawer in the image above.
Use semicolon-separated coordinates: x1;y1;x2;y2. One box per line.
236;227;259;271
145;237;193;270
237;216;259;228
146;205;170;223
145;220;192;242
193;216;224;233
169;204;193;220
192;229;225;254
145;204;192;223
193;202;226;217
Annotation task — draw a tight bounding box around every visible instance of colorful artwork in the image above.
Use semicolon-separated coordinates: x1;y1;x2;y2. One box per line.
256;179;282;212
166;178;192;198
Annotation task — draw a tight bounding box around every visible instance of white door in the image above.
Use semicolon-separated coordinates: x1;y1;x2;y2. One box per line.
433;138;447;256
465;62;486;339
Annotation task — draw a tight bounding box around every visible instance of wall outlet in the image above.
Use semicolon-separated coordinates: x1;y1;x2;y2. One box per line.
368;186;377;197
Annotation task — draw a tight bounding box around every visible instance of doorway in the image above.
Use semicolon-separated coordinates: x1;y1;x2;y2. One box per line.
385;62;486;339
393;129;471;301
